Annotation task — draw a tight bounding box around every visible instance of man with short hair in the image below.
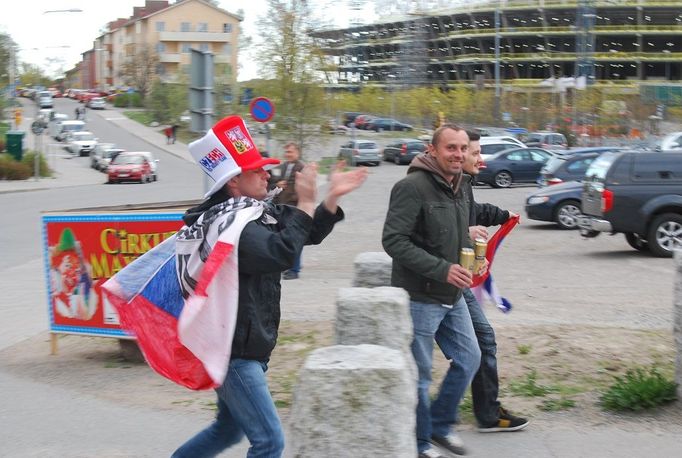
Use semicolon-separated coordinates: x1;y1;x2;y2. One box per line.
463;131;528;433
268;141;306;279
172;116;367;457
383;124;481;458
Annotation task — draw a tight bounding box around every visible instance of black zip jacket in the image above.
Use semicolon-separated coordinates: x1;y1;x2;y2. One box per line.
183;190;344;360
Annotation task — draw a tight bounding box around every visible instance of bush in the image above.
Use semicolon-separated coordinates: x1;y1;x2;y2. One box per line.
600;365;677;411
21;151;52;178
0;153;31;180
113;93;143;108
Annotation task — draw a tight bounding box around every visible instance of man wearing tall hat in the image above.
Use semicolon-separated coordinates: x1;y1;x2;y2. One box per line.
172;116;368;458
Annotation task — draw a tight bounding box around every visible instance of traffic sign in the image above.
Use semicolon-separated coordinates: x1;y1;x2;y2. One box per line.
249;97;275;123
31;121;44;135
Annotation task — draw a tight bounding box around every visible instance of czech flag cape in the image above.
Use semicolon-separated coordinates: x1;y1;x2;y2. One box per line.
102;197;264;390
471;214;520;313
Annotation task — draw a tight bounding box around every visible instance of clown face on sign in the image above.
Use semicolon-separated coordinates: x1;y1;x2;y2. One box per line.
49;228;97;320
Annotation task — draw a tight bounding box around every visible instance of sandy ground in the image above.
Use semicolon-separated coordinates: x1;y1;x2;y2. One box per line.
2;321;679;433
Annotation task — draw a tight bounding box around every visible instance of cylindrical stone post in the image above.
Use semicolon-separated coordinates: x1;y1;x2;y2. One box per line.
352;251;392;288
288;344;416;457
674;250;682;399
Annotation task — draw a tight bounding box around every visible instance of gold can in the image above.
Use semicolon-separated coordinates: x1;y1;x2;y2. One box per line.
459;248;475;273
474;238;488;274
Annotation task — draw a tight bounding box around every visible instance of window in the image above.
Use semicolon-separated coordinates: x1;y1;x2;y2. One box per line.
566;157;594;174
181;43;191;53
199;43;209;52
156;21;165;32
223;43;232;54
505;150;528;161
181;22;191;32
156;43;166;53
197;22;208;32
529;150;550;162
223;23;232;33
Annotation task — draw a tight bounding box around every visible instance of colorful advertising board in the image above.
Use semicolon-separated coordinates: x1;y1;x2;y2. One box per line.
41;204;193;339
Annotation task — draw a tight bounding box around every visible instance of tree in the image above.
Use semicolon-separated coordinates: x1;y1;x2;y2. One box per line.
147;79;188;124
19;63;51;88
255;0;325;154
120;44;159;98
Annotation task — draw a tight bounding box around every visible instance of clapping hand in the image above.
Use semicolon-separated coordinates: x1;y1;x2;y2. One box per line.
324;161;368;213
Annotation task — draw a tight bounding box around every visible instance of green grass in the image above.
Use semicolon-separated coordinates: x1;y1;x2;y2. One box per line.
600;365;677;411
509;370;558;397
123;110;156;126
517;344;532;355
539;398;576;411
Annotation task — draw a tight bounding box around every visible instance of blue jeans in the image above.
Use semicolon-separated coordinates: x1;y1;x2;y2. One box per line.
463;288;501;427
172;359;284;458
290;250;302;274
410;297;481;453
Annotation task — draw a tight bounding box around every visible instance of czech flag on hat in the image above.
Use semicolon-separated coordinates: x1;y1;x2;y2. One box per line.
189;115;280;197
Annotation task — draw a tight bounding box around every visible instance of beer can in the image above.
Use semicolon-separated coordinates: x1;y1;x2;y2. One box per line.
474;238;488;274
459;248;475;273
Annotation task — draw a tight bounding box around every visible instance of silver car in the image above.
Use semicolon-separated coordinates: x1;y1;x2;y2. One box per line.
338;140;381;166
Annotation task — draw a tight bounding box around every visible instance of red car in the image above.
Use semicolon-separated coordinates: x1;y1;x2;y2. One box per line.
106;153;154;184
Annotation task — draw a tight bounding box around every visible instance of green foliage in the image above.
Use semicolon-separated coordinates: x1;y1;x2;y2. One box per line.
509;370;557;397
123;111;155;126
0;153;31;179
147;81;188;124
539;398;576;412
599;366;677;412
114;93;143;108
20;151;52;177
517;344;532;355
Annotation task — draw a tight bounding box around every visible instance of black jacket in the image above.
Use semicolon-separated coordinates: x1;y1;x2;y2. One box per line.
183;190;344;360
465;178;509;226
382;156;472;305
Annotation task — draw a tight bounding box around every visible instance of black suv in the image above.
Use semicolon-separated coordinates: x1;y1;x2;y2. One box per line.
578;151;682;257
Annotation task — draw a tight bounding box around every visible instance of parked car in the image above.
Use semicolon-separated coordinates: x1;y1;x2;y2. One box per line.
352;115;376;130
52;120;86;142
90;143;125;171
65;131;98;157
87;97;106;109
343;112;362;127
482;136;525;148
479;137;523;158
537;147;628;186
525;180;584;229
382;138;426;165
338;140;381;166
107;153;155;184
578;151;682;257
658;131;682;152
476;147;553;188
367;118;413;132
525;131;568;150
131;151;159;181
36;90;53;109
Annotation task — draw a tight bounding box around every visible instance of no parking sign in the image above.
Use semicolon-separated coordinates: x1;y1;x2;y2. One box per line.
249;97;275;123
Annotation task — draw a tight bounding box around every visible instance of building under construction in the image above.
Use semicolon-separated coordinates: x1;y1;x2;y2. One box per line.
312;0;682;88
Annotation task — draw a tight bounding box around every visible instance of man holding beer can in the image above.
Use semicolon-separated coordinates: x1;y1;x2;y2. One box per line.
383;124;480;458
463;131;529;433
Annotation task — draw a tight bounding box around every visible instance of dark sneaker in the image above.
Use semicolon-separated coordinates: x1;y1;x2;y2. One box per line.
477;407;529;433
418;446;449;458
282;270;299;280
431;432;466;456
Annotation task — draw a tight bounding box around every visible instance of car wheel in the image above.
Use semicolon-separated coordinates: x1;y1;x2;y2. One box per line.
554;200;582;230
647;213;682;257
625;233;649;252
492;171;513;188
394;155;401;165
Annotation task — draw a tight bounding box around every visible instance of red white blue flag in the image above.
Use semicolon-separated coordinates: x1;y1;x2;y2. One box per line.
102;198;264;390
471;215;519;313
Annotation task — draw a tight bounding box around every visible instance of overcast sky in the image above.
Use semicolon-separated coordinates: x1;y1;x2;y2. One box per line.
0;0;371;83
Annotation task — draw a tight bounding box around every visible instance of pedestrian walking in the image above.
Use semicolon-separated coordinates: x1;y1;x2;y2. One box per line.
382;124;481;458
463;131;529;433
164;126;173;144
171;115;368;458
268;142;306;279
171;124;178;144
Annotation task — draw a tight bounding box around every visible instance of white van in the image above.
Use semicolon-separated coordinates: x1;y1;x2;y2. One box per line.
37;90;53;108
51;120;86;142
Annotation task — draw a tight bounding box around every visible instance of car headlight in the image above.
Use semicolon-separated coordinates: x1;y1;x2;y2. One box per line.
527;196;550;205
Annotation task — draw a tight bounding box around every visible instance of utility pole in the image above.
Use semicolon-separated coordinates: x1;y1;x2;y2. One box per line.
493;6;501;125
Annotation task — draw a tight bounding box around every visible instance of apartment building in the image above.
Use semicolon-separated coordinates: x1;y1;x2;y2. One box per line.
90;0;241;91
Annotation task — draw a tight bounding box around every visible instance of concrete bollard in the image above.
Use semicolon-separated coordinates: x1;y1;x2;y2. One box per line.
674;251;682;399
288;344;416;457
352;251;392;287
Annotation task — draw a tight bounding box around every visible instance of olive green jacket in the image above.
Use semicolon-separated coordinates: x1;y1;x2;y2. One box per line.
382;159;472;305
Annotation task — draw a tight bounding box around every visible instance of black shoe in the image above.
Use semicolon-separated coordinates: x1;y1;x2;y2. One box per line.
282;270;299;280
430;432;466;456
477;407;529;433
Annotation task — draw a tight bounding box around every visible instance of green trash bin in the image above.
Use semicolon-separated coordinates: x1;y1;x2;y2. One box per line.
6;130;26;161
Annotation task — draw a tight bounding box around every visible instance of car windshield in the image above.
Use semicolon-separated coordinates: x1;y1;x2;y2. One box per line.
526;134;542;143
584;152;620;182
358;142;377;149
112;155;144;165
73;133;95;141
